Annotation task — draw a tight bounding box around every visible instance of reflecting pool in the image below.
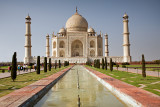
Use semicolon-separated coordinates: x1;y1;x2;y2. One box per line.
35;65;126;107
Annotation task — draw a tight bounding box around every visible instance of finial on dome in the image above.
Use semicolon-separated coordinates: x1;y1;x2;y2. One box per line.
76;6;78;13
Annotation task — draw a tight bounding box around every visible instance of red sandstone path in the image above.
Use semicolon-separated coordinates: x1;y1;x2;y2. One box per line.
113;67;160;77
85;66;160;107
0;68;44;79
0;66;72;107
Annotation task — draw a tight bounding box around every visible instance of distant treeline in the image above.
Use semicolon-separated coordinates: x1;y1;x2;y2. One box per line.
0;62;24;66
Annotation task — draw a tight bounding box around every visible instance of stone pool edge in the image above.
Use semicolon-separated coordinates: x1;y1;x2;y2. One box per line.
0;66;73;107
84;66;160;107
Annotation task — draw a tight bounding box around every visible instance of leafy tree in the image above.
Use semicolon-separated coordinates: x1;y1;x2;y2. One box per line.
11;52;17;81
59;60;61;68
48;58;51;71
142;54;146;77
44;57;47;72
105;57;107;70
116;64;119;70
110;58;113;71
102;58;104;69
37;56;40;74
64;61;66;67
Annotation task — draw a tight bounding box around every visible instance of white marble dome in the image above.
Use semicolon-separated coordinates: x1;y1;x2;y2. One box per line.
66;12;88;32
88;27;95;33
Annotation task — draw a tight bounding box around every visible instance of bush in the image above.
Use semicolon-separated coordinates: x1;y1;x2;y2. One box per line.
2;70;5;73
122;65;126;68
112;62;116;65
116;64;119;70
29;63;34;66
122;62;130;65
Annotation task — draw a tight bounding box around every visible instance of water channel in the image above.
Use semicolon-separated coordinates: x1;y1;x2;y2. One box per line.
34;65;126;107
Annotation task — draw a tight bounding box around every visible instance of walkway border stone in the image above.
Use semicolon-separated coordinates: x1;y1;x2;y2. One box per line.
0;66;73;107
85;66;160;107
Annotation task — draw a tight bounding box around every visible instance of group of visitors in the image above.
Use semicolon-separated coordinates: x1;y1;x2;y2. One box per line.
8;64;37;72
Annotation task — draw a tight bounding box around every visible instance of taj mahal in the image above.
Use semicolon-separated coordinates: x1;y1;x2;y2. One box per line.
24;8;131;64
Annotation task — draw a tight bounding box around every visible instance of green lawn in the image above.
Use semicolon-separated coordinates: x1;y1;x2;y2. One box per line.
86;65;160;96
118;64;160;71
0;66;9;73
0;66;9;69
0;66;70;97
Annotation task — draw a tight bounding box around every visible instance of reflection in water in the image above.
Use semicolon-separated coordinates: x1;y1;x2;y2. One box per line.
34;65;126;107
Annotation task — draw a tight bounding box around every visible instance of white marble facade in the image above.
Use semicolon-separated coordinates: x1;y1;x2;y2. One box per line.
50;10;103;63
25;9;131;64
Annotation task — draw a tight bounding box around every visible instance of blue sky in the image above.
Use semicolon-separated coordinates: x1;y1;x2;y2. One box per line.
0;0;160;62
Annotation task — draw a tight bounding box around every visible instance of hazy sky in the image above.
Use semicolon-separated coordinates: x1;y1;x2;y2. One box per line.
0;0;160;62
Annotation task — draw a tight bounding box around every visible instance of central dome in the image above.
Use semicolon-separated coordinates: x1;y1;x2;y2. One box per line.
66;11;88;32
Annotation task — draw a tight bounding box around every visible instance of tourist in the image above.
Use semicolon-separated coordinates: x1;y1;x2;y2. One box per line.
8;66;11;72
23;65;26;72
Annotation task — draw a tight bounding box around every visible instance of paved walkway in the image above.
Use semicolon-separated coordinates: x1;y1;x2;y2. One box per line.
0;68;44;79
0;66;72;107
113;67;160;77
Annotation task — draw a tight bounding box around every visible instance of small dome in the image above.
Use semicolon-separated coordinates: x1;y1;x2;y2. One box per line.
66;11;88;32
88;27;95;33
123;13;129;19
26;14;31;19
59;27;66;33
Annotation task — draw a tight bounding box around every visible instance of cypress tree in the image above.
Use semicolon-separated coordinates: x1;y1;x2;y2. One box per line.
37;56;40;74
142;54;146;77
97;59;100;68
49;58;51;71
44;57;47;72
98;59;101;68
102;58;104;69
59;60;61;68
55;60;57;69
105;57;107;70
95;59;97;68
94;60;96;67
11;52;17;81
110;58;113;71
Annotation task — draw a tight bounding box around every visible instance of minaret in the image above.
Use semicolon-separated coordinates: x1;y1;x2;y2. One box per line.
105;33;109;57
24;14;32;64
46;34;50;57
123;13;131;62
